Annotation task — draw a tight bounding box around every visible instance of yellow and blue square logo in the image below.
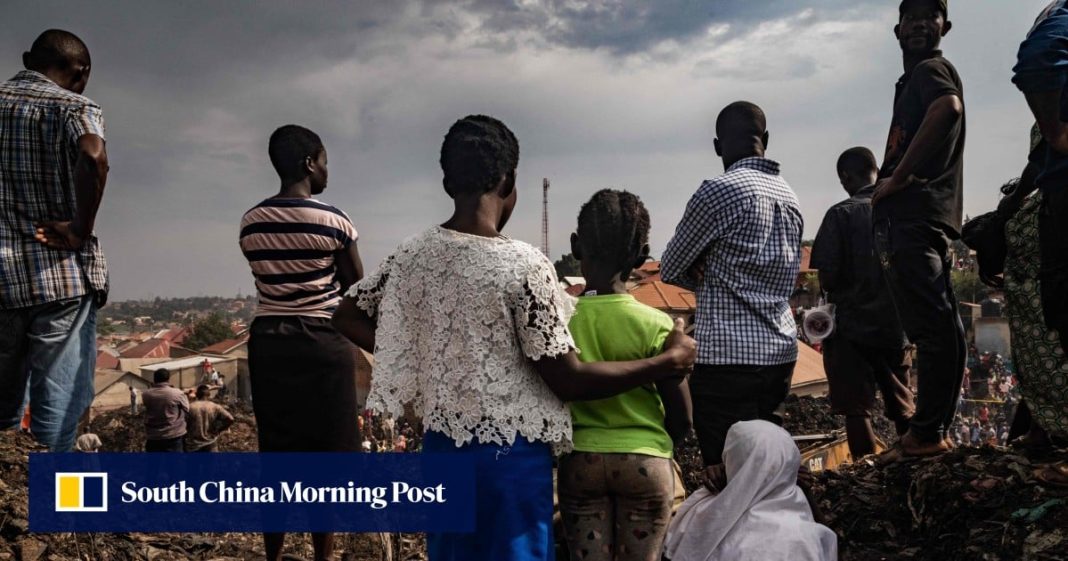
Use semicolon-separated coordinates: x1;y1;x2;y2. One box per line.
55;473;108;512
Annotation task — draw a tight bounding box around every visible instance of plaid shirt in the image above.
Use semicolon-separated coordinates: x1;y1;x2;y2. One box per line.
0;70;108;309
661;157;803;366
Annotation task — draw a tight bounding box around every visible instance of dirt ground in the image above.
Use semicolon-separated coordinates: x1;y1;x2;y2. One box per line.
2;398;1066;560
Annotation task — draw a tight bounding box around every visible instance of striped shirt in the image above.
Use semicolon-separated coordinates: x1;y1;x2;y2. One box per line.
239;198;357;319
0;70;108;309
661;157;803;366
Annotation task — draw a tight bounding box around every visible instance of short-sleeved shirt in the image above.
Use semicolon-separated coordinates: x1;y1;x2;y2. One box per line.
568;294;675;458
347;226;576;452
142;383;190;440
1014;1;1068;191
0;70;108;309
874;52;966;237
660;157;803;366
185;400;235;450
810;186;907;349
239;198;357;319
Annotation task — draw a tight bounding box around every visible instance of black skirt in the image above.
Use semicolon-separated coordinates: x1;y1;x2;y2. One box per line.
248;316;359;452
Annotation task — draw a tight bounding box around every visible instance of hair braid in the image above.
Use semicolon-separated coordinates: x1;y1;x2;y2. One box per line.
576;189;651;278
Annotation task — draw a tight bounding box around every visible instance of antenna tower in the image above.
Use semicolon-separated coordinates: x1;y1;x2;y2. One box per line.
541;178;550;256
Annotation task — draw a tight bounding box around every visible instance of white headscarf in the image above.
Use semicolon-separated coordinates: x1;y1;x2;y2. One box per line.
663;420;838;561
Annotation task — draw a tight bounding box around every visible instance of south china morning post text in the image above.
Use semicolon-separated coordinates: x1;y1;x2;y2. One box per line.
29;453;476;533
119;479;446;509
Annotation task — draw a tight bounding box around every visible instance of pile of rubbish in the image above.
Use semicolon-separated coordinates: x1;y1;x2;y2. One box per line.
813;447;1068;561
4;397;1065;561
0;405;427;561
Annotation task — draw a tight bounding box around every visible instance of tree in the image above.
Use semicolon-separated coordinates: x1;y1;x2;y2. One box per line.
183;312;234;350
951;268;988;306
554;253;582;278
97;317;117;336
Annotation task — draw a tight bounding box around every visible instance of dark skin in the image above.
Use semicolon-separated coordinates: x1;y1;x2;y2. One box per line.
685;124;770;289
1025;90;1068;155
332;172;697;402
872;6;963;206
694;123;771;490
24;53;109;252
264;148;357;561
273;148;364;293
874;4;961;458
569;234;694;445
824;164;888;458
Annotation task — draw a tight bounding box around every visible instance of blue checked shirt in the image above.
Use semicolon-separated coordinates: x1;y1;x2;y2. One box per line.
0;70;108;309
661;157;803;366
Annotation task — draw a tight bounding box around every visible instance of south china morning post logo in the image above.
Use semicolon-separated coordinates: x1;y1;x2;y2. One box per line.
30;453;475;533
55;472;108;512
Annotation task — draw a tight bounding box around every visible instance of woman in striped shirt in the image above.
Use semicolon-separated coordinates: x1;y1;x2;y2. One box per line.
239;124;363;561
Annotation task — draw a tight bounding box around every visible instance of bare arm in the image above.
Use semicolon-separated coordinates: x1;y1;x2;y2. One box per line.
873;95;963;205
656;374;693;445
35;134;109;250
332;297;376;352
531;318;696;402
335;242;365;294
1025;89;1068;154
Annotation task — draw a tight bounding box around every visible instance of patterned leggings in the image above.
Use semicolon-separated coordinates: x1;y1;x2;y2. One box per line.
558;452;675;561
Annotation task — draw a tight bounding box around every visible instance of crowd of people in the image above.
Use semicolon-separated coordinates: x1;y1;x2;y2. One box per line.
2;1;1068;560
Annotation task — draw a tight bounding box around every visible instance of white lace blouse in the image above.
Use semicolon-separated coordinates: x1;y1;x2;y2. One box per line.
346;226;576;452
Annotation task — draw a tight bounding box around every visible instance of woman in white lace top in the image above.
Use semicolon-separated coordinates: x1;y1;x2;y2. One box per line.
333;115;695;561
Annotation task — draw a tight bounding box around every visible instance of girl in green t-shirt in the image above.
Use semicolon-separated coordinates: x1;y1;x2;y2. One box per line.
559;189;693;561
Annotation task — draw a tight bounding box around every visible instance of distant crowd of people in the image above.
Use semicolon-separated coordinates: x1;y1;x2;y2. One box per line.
3;1;1068;560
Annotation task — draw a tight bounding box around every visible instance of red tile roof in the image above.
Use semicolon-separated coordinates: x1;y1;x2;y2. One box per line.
96;351;120;370
629;280;696;312
120;338;171;359
200;336;248;355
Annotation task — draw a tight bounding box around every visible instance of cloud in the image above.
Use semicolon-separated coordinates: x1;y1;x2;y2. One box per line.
0;1;1045;300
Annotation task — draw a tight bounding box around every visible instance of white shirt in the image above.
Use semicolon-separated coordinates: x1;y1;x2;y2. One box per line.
348;226;576;452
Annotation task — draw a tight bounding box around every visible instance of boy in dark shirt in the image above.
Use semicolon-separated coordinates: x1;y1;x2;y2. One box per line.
811;148;915;458
872;0;966;459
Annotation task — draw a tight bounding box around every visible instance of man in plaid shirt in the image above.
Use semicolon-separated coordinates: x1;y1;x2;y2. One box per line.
662;101;802;485
0;30;110;451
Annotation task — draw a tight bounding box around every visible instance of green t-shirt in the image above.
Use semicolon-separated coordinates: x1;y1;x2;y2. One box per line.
568;293;674;458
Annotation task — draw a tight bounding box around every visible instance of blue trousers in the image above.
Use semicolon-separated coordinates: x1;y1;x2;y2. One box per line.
423;430;556;561
0;296;97;451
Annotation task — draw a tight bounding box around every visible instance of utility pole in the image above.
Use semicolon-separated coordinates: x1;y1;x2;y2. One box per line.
541;178;550;257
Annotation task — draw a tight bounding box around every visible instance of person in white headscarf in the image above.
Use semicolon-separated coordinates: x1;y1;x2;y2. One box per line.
663;420;837;561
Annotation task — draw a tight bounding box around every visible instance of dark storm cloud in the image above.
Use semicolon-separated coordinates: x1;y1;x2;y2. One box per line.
465;0;884;54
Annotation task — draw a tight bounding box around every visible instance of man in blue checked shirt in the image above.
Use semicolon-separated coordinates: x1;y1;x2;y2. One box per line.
1014;0;1068;350
0;30;110;452
661;101;803;487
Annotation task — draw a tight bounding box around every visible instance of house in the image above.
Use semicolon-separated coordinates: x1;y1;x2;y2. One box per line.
790;342;829;398
155;326;190;346
202;336;251;402
96;350;120;371
91;369;150;415
138;355;239;391
355;348;374;409
120;338;171;360
629;279;697;325
791;246;821;310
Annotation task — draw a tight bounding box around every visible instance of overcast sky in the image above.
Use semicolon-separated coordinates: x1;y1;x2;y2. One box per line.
0;1;1046;301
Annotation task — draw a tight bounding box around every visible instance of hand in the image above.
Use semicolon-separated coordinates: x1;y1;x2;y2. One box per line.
703;464;727;493
34;221;87;251
662;318;697;373
872;174;927;206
